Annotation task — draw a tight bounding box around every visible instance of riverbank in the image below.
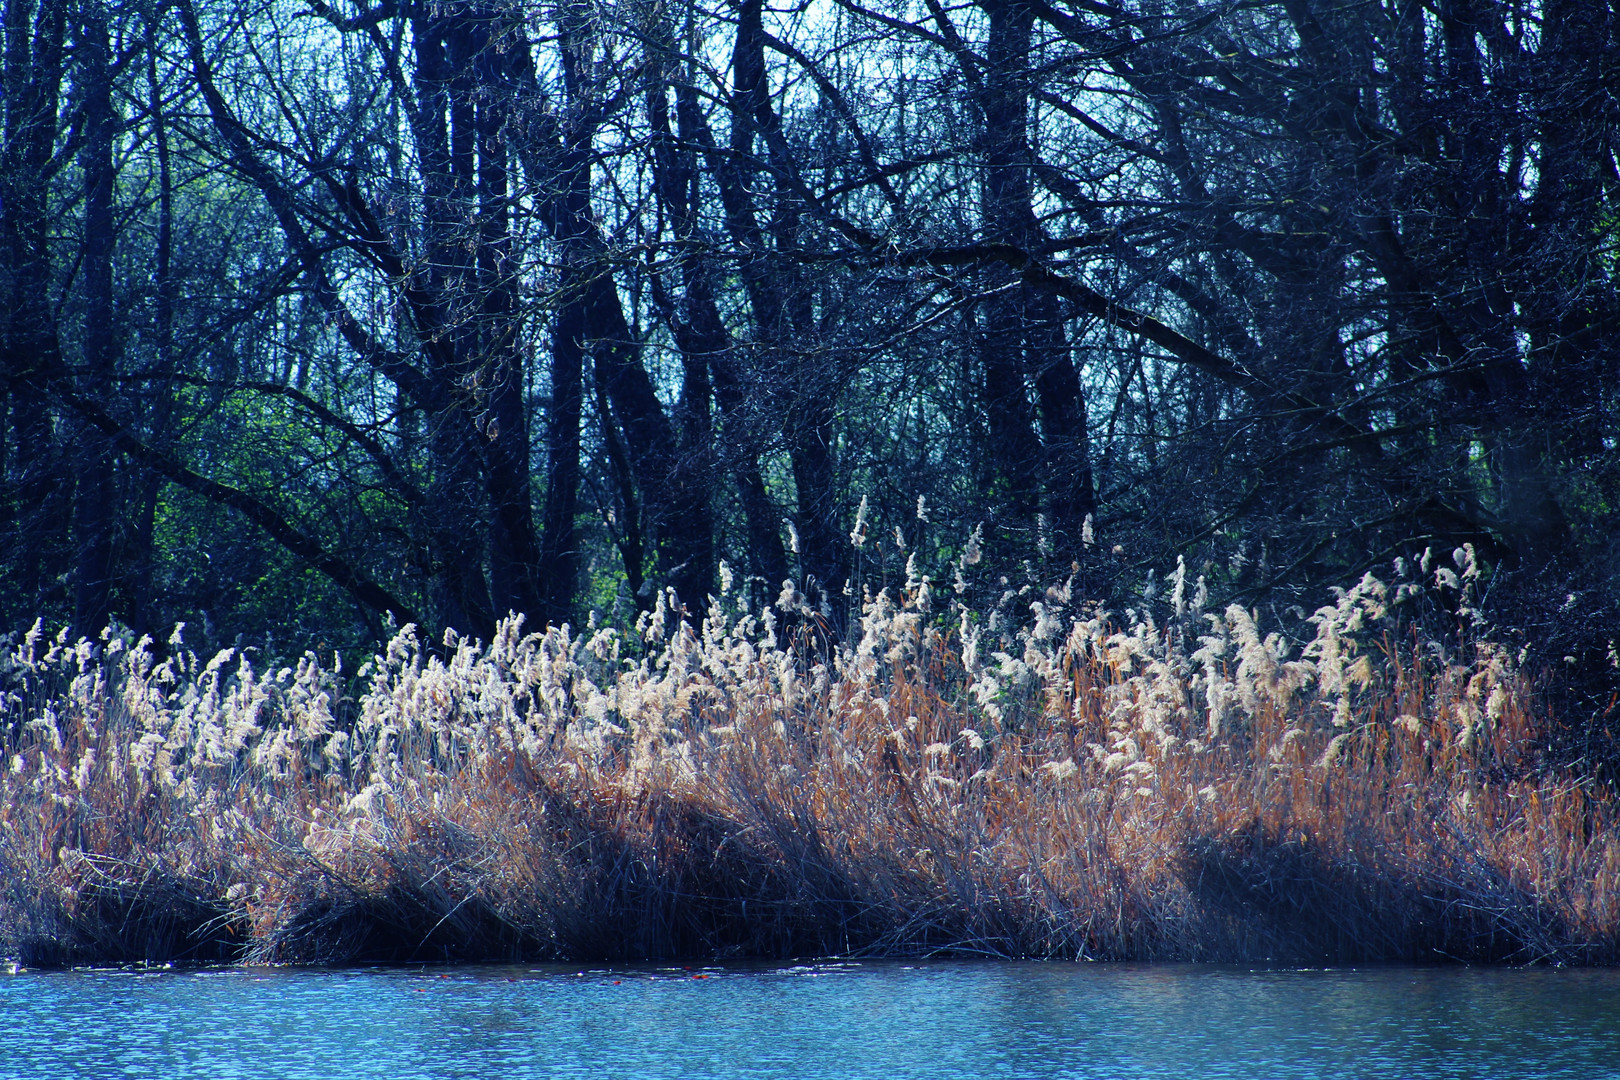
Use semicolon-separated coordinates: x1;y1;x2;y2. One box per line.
3;560;1615;967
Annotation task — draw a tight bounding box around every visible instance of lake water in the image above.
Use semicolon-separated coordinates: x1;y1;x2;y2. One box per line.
2;962;1618;1079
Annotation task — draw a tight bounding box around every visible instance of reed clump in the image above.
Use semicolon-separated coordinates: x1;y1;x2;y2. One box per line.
3;549;1616;967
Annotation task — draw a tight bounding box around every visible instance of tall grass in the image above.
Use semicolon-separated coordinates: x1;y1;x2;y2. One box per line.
2;548;1615;967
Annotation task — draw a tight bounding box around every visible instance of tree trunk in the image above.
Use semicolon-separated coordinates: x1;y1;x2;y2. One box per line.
128;17;176;637
670;79;788;596
73;2;117;635
474;16;543;621
729;0;846;606
415;12;496;636
0;0;68;620
979;0;1094;546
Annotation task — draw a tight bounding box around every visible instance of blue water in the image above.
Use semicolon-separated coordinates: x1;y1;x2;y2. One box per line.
2;962;1618;1079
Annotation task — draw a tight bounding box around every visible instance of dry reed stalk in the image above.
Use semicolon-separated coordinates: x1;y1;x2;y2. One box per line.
1;553;1615;966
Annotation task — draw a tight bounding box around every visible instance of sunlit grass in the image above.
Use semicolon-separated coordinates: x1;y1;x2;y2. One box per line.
2;548;1614;966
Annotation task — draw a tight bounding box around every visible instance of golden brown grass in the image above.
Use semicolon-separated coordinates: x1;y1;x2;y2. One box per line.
3;551;1615;967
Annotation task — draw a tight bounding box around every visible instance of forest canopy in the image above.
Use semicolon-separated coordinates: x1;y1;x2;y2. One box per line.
1;0;1615;679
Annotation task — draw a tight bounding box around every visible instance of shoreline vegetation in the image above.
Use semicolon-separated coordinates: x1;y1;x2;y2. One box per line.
2;550;1616;969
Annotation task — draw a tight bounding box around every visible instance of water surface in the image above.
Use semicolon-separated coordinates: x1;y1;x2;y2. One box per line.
3;962;1617;1078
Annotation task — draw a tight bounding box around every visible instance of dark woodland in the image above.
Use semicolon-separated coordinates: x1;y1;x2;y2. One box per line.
5;0;1617;658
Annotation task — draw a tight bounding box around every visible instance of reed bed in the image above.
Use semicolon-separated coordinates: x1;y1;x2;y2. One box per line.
2;548;1616;967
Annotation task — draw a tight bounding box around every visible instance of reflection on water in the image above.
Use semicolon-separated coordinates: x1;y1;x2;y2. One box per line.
2;962;1618;1079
